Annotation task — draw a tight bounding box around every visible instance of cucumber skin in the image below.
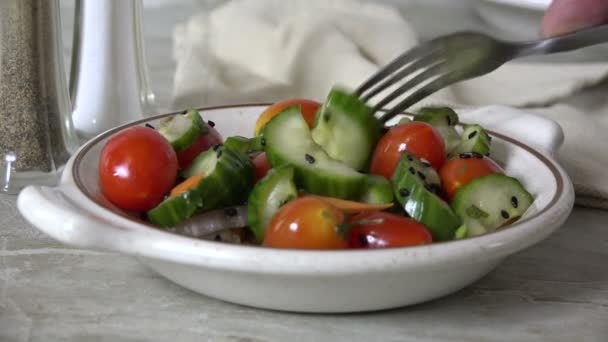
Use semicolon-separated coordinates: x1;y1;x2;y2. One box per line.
224;135;264;155
391;154;461;241
451;173;534;237
159;109;206;152
264;106;366;200
193;146;255;212
414;107;461;153
247;165;298;243
147;190;204;228
360;174;394;204
449;124;491;158
148;146;254;228
311;87;382;171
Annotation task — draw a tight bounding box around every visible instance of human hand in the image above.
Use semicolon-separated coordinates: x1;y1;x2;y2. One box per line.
541;0;608;37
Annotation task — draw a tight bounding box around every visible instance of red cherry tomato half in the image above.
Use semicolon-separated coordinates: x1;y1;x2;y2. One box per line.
252;152;272;182
439;154;504;201
347;212;432;249
370;122;446;180
176;122;223;169
99;126;178;212
263;197;348;250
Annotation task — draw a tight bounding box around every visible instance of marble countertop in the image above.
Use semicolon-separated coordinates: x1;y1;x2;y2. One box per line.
1;1;607;341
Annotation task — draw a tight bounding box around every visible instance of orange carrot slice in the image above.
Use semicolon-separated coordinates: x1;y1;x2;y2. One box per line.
301;194;393;213
169;173;205;198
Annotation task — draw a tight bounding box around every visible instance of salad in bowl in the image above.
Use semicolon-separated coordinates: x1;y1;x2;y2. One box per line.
99;88;535;247
17;87;574;313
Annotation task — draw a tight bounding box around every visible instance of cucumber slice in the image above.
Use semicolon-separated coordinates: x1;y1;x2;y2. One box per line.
182;145;255;212
247;165;298;243
449;124;492;158
158;109;207;152
360;174;394;204
147;190;204;228
224;136;264;155
391;152;461;240
264;105;366;200
311;88;382;171
451;173;533;237
414;106;461;153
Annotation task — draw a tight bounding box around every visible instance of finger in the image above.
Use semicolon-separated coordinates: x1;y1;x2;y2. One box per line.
541;0;608;37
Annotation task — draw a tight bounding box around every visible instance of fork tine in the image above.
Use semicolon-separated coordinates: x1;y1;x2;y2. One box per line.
354;43;439;97
360;53;443;102
379;71;458;123
370;62;446;114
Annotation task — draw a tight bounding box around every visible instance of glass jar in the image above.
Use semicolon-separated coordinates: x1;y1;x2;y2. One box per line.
0;0;80;194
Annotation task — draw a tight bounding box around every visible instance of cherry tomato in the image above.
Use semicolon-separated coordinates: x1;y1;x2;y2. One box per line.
263;197;347;250
252;152;272;182
99;126;178;212
370;122;446;180
176;122;223;169
347;212;432;249
439;153;504;201
255;98;320;136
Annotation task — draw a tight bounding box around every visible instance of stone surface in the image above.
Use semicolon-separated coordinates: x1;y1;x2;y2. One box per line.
1;2;606;341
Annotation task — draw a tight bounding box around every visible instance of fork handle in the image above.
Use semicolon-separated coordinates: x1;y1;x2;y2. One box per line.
518;24;608;57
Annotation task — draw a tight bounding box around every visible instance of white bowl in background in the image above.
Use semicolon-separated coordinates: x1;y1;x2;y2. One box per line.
17;104;574;313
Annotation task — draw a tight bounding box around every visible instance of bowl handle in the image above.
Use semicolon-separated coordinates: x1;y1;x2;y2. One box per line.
18;185;153;255
459;105;565;156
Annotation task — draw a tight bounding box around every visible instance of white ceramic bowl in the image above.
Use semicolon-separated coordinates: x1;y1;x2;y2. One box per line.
18;104;574;313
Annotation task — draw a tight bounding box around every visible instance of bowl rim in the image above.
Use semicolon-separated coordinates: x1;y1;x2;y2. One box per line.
66;103;572;273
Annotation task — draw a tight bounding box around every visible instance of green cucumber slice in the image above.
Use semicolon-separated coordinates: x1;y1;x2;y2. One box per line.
147;190;204;228
224;136;264;155
182;145;254;212
158;109;207;152
451;173;533;237
247;165;298;243
311;87;382;171
360;174;394;204
264;105;366;200
449;124;492;158
392;152;461;240
414;106;461;153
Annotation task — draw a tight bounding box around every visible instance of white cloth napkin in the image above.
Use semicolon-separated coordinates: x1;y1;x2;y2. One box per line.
170;0;608;209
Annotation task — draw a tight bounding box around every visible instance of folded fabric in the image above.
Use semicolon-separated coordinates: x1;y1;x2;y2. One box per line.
170;0;608;208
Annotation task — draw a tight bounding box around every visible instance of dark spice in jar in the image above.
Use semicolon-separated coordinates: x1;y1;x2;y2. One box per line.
0;0;75;173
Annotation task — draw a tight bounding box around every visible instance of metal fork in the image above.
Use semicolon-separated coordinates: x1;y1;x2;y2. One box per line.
356;24;608;123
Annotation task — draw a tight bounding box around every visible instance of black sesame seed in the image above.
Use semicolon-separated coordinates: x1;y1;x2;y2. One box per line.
214;235;222;241
217;150;223;159
431;184;443;195
224;207;238;217
261;137;266;146
305;154;315;164
213;144;222;151
181;109;188;115
407;154;414;162
446;116;452;126
408;167;416;175
468;130;478;139
501;210;510;219
511;196;519;208
485;153;490;157
424;184;434;192
459;153;471;159
472;152;483;159
358;234;369;246
399;188;410;197
207;120;216;127
417;171;426;180
324;114;331;122
145;123;155;129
